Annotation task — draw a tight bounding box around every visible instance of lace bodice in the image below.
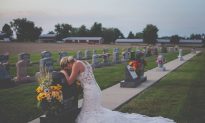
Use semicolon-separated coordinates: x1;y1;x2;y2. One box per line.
77;61;97;88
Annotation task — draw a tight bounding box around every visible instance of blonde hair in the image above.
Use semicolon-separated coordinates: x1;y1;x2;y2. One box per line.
60;56;75;69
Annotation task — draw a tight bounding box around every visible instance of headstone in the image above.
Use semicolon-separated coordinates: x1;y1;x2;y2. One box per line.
59;51;68;61
102;53;110;66
93;49;97;55
76;51;83;60
103;48;109;54
113;51;120;64
41;51;52;59
191;48;196;54
121;50;147;88
0;53;9;71
160;45;167;53
39;57;54;73
113;48;119;53
174;45;179;52
0;63;15;88
151;47;158;55
92;54;100;68
146;46;151;57
178;49;184;61
40;71;80;123
121;51;129;62
18;53;30;63
84;50;91;60
156;54;166;71
168;47;174;52
15;59;33;84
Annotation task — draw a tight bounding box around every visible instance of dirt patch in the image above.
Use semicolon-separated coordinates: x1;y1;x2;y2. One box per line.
0;42;137;55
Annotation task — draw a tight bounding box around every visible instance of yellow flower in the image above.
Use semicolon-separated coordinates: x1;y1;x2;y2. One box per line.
37;93;46;101
36;86;43;93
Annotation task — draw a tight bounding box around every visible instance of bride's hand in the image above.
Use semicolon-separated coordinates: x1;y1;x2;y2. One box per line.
60;70;69;78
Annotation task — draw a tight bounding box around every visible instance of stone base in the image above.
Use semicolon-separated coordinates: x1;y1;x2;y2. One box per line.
120;76;147;88
157;67;166;71
178;56;184;61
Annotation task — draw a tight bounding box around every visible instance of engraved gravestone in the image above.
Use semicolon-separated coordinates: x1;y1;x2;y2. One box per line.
84;50;91;60
0;53;9;71
40;57;54;72
41;51;52;59
76;51;83;60
92;54;100;68
113;51;120;64
59;51;68;61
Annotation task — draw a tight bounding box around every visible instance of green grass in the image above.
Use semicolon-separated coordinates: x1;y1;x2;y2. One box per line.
118;51;205;123
0;51;190;123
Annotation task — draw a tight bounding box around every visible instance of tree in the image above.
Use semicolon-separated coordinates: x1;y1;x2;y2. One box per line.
2;24;13;38
77;25;89;37
90;22;102;37
10;18;42;41
135;32;143;39
143;24;158;44
101;28;124;44
170;35;180;45
190;34;202;40
48;31;55;34
113;28;124;39
54;23;72;40
127;31;135;39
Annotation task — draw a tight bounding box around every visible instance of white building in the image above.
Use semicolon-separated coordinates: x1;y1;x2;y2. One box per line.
38;34;57;42
62;37;104;44
115;39;143;45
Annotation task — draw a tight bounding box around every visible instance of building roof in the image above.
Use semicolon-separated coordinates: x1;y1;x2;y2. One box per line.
157;39;170;43
179;39;203;43
62;37;103;41
115;39;143;43
39;34;57;38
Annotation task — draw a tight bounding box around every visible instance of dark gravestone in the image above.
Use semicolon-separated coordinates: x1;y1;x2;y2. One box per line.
41;51;52;59
76;51;83;60
113;52;120;64
40;58;54;72
84;50;91;60
59;51;68;61
103;48;109;54
0;54;9;71
120;65;140;87
40;71;79;123
102;53;111;66
0;63;15;88
92;54;101;68
18;53;30;63
121;51;147;88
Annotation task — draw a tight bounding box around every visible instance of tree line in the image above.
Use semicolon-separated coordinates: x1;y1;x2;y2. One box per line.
1;18;205;44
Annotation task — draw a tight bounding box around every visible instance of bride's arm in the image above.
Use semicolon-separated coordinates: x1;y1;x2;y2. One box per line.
61;62;82;85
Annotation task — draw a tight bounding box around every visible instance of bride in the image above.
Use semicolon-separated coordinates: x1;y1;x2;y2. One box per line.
60;56;175;123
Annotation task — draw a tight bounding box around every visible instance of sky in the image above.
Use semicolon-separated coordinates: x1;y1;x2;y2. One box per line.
0;0;205;37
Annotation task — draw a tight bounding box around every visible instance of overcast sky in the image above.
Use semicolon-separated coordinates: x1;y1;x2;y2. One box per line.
0;0;204;37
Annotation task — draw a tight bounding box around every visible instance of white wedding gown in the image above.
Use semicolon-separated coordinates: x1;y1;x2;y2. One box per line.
76;61;175;123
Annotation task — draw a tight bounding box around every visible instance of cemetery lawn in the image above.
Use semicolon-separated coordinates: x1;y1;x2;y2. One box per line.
0;51;189;123
119;51;205;123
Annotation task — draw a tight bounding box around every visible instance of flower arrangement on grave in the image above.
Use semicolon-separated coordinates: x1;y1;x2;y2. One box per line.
128;51;147;77
36;71;63;117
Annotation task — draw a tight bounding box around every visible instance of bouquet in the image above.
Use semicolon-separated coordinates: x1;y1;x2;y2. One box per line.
36;71;63;117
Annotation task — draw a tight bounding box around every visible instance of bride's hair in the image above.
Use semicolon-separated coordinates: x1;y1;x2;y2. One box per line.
60;56;75;69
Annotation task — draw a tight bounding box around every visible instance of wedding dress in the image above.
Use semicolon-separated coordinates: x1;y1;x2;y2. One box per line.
76;61;175;123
